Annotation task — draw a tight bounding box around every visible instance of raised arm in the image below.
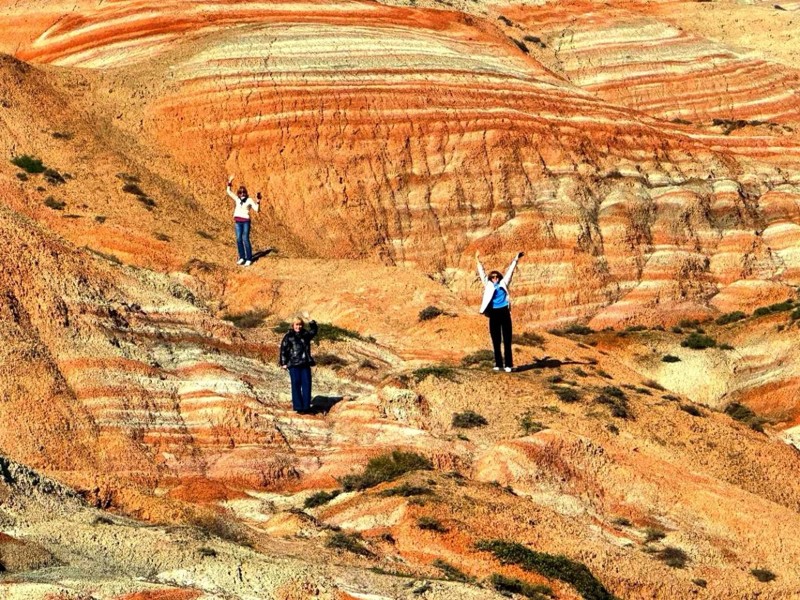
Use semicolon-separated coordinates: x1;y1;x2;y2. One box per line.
306;319;318;340
226;175;238;203
504;252;524;287
476;250;488;284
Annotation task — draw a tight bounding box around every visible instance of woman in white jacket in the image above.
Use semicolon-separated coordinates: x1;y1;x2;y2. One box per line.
476;250;524;372
227;175;261;266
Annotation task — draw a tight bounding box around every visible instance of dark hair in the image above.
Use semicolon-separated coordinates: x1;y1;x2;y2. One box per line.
489;271;503;280
237;186;248;198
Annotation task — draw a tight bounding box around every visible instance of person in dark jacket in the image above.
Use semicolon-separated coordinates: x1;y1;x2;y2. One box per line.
280;316;318;413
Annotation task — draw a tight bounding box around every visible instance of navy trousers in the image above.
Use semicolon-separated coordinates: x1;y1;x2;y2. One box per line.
234;220;252;261
288;366;312;412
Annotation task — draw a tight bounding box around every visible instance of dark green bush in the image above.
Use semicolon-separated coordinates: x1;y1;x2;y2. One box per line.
681;333;717;350
553;387;581;403
122;182;146;196
655;546;689;569
316;322;366;342
718;343;734;350
751;568;776;582
476;539;614;600
724;402;767;432
51;131;73;140
462;350;494;366
489;573;553;599
661;355;681;363
137;196;156;209
518;410;545;435
624;325;647;332
196;230;214;240
304;489;340;508
413;365;457;382
43;168;65;185
513;331;545;346
379;484;432;498
680;404;703;417
564;324;595;335
11;155;46;173
326;531;373;557
597;369;613;379
417;516;447;532
692;579;707;588
644;528;666;543
613;517;631;527
715;311;747;325
222;309;268;329
315;353;348;368
43;196;65;210
340;450;432;491
154;232;171;242
452;410;488;429
596;388;631;419
791;308;800;321
678;319;702;329
642;379;665;391
419;305;444;321
433;559;472;583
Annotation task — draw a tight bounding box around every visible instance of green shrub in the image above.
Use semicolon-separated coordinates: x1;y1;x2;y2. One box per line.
644;528;666;543
715;311;747;325
222;309;268;329
624;324;647;332
655;546;689;568
43;196;65;210
198;547;217;558
316;322;366;342
564;324;594;335
718;343;734;350
419;305;444;321
573;367;588;377
196;230;214;240
304;489;340;508
417;516;447;532
678;319;702;329
692;579;707;588
552;386;581;403
680;404;703;417
15;172;28;181
154;232;171;242
340;450;432;491
518;410;545;435
326;531;373;557
597;369;613;379
751;568;776;582
476;539;614;600
681;333;716;350
613;517;631;527
489;573;553;599
662;394;680;401
379;484;432;498
43;168;65;185
315;353;348;368
514;331;545;346
462;350;494;366
433;559;471;582
412;365;457;382
11;155;46;173
452;410;488;429
724;402;766;432
791;308;800;321
671;326;683;334
642;379;665;391
661;354;681;363
596;387;631;419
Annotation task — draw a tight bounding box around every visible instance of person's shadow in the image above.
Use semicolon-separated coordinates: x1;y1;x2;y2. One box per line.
513;356;597;372
251;247;277;263
306;395;345;415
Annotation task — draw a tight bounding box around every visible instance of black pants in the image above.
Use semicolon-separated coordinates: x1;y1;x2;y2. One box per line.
488;306;513;369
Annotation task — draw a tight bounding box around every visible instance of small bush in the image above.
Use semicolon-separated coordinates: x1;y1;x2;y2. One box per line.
412;365;457;382
725;402;767;432
489;573;553;599
315;353;348;368
304;489;340;508
564;324;594;335
552;386;581;403
222;309;268;329
597;369;613;379
518;410;545;435
681;333;716;350
791;307;800;321
678;319;702;329
573;367;588;377
51;131;73;140
655;546;689;568
680;404;703;417
316;322;366;342
340;450;432;492
43;168;65;185
716;311;747;325
452;410;488;429
417;516;447;532
476;539;614;600
419;305;444;321
433;559;472;583
15;172;28;181
642;379;665;391
671;326;683;334
613;517;632;527
122;182;146;196
196;230;215;240
514;331;545;346
596;387;631;419
44;196;65;210
662;394;680;401
662;355;681;363
198;547;217;558
644;528;666;543
751;568;776;582
718;343;734;350
624;324;647;332
379;484;432;498
606;423;619;435
95;215;107;223
137;196;157;209
692;578;707;588
11;155;46;173
154;232;171;242
326;531;373;557
462;349;494;366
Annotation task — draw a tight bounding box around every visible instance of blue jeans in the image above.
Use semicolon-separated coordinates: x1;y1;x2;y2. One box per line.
234;220;252;261
288;366;312;412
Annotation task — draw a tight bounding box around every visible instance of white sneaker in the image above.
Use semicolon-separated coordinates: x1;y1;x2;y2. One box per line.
244;260;252;267
493;367;500;371
504;367;513;373
237;258;245;265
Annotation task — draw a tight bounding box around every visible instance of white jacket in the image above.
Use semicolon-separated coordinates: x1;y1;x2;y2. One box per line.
227;186;260;220
478;254;520;314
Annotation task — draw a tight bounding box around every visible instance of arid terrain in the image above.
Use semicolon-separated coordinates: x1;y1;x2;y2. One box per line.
1;0;800;598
